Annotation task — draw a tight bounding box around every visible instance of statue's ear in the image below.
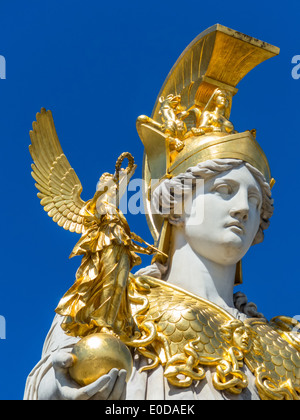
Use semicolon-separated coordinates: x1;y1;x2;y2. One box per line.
252;226;264;246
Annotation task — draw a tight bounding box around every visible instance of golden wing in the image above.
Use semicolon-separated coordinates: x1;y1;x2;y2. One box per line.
128;276;300;398
29;108;86;234
127;276;239;389
144;281;229;360
245;319;300;400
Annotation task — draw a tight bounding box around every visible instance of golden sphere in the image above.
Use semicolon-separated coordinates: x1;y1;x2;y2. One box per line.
69;333;133;387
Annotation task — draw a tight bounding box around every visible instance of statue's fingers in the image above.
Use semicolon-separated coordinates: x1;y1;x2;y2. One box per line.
54;366;112;401
107;369;127;400
52;351;75;371
119;383;127;400
82;368;119;400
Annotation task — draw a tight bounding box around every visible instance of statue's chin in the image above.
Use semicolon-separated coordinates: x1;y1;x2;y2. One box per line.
218;235;249;265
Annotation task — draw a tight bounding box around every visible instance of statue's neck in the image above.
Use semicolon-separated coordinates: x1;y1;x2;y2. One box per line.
164;228;236;310
215;105;225;117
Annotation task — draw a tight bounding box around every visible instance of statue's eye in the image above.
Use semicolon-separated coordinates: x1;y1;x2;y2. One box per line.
213;184;232;195
248;192;262;209
234;328;244;336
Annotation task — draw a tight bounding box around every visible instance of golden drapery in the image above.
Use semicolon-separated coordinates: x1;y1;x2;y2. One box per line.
56;200;152;338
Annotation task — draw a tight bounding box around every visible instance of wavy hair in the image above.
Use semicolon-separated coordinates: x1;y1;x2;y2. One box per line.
137;159;274;319
152;159;274;245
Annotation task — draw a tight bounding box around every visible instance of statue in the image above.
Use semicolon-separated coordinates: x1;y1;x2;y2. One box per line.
24;24;300;401
195;88;235;135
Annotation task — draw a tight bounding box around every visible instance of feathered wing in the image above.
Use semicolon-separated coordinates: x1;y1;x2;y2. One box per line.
144;281;230;359
128;277;300;398
29;108;86;234
127;276;235;385
244;319;300;399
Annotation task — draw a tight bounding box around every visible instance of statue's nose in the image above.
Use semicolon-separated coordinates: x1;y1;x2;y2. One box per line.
229;190;249;222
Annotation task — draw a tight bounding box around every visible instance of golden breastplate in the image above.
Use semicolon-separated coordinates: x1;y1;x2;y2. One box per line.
125;275;300;400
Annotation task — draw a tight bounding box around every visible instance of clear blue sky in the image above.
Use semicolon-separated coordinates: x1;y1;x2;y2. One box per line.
0;0;299;400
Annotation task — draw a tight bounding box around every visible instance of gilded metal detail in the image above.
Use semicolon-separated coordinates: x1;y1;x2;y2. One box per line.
68;333;133;387
138;24;279;243
29;108;163;340
125;275;300;400
195;88;235;135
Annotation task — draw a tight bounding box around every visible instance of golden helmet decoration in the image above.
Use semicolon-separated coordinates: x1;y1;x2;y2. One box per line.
136;24;279;284
137;24;278;241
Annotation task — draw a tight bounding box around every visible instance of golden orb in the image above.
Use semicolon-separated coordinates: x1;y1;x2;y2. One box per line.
69;333;133;387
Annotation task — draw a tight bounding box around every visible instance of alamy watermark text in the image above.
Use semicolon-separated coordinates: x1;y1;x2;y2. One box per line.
0;55;5;79
292;55;300;80
0;315;6;339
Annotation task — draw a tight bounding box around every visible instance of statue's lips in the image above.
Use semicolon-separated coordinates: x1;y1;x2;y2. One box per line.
225;221;245;235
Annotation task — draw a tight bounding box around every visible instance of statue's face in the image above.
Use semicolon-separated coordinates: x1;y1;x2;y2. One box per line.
232;326;252;352
216;93;228;108
183;164;262;265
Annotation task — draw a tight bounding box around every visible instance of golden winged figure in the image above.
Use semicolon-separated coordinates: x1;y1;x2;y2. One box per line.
29;108;162;339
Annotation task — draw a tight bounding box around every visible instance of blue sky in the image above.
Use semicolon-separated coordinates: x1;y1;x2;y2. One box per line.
0;0;299;400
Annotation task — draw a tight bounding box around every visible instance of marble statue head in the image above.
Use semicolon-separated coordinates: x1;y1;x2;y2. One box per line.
152;159;274;267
